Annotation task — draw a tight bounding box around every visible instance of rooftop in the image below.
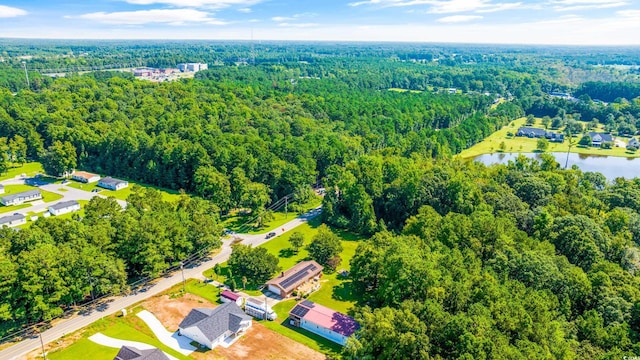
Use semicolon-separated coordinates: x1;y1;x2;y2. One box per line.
290;300;359;337
267;260;323;294
114;346;170;360
179;302;251;342
72;171;99;179
221;290;241;301
49;200;80;211
99;176;127;185
1;190;41;203
0;213;25;225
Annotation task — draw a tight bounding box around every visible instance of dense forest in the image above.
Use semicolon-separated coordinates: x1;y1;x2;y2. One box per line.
325;155;640;359
2;42;640;357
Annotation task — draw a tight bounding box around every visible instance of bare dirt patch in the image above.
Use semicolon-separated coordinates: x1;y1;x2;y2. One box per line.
197;323;327;360
142;293;211;331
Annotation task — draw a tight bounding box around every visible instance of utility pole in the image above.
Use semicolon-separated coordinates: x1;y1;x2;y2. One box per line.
285;196;288;219
180;262;186;292
39;330;46;359
22;61;30;89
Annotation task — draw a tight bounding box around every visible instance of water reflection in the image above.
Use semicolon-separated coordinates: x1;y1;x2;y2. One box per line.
474;152;640;180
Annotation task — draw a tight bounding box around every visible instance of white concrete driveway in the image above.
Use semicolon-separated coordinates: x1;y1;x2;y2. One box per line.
136;310;196;355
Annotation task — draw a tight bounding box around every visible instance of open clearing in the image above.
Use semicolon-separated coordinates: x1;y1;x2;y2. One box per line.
458;116;640;159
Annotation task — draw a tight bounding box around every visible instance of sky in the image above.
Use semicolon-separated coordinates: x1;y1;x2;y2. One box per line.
1;0;640;45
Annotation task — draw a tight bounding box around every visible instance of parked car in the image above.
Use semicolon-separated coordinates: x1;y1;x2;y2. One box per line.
91;189;100;193
265;232;276;239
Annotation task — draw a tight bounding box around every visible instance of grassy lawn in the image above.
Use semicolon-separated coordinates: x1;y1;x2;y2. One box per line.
221;196;323;234
0;203;30;214
457;117;639;159
67;180;181;202
47;309;190;360
0;162;43;181
388;87;423;93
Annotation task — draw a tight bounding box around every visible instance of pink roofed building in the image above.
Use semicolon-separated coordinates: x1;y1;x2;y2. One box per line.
288;300;359;346
220;290;243;306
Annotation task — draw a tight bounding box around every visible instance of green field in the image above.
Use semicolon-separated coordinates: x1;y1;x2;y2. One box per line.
0;203;30;214
67;179;181;202
47;310;190;360
0;162;44;181
221;196;323;234
457;117;639;159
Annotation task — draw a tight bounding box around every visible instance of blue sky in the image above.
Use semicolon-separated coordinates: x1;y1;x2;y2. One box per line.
1;0;639;44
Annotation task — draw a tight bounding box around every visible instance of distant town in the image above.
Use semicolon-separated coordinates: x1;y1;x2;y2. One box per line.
132;62;208;82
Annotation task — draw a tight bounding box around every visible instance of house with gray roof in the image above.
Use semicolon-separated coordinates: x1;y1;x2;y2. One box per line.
49;200;81;216
178;302;252;350
628;138;640;149
589;132;614;147
98;177;129;191
0;190;42;206
114;345;170;360
0;213;26;228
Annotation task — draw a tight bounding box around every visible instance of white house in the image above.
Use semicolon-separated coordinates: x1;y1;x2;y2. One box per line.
289;300;359;346
48;200;81;216
178;302;252;350
72;171;100;184
0;213;26;228
98;177;128;191
220;290;243;306
244;297;277;321
0;190;42;206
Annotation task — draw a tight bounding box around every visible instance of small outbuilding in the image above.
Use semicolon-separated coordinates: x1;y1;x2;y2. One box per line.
48;200;81;216
220;290;243;306
98;177;129;191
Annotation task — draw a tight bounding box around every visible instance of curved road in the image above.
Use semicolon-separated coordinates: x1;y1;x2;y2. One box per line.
0;206;321;360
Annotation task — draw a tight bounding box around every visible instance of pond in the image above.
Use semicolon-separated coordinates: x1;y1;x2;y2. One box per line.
473;152;640;180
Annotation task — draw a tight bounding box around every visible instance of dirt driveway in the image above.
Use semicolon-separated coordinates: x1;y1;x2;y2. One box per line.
143;294;326;360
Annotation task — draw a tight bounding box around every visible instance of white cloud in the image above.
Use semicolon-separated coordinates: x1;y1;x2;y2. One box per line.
71;9;224;25
437;14;483;22
349;0;525;14
617;9;640;18
278;22;319;27
272;16;293;21
553;1;627;11
0;5;27;18
238;7;252;13
123;0;261;8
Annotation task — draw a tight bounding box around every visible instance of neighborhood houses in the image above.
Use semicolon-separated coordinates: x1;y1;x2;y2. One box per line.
0;189;42;206
98;177;129;191
178;302;252;350
289;300;360;346
267;260;323;299
516;127;565;142
220;290;243;306
244;296;277;321
48;200;81;216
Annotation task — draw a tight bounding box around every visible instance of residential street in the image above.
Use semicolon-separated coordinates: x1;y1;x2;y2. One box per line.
0;206;321;360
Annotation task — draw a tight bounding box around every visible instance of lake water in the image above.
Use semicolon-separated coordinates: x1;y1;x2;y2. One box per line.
473;152;640;180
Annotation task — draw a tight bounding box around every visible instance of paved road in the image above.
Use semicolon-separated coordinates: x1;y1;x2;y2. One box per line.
0;206;321;360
